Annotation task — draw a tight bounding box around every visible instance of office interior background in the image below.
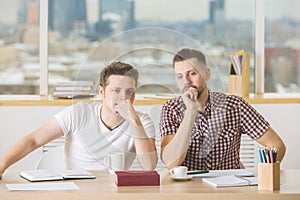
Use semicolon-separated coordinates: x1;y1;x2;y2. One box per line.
0;0;299;96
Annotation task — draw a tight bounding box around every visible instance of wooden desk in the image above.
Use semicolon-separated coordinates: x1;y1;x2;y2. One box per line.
0;170;299;200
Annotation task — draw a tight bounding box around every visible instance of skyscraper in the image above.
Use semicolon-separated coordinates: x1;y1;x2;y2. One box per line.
209;0;225;39
98;0;135;32
17;0;39;26
73;0;87;34
209;0;216;24
126;0;135;30
28;0;38;25
49;0;87;37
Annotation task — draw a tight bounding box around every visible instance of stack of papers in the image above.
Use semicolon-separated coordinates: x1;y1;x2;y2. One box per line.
202;175;258;187
193;169;258;188
52;81;96;99
229;49;245;75
192;169;258;187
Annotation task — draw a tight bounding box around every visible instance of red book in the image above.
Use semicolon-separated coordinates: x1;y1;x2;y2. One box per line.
114;170;160;186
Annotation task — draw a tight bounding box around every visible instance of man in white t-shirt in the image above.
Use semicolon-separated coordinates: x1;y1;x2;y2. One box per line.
0;62;158;178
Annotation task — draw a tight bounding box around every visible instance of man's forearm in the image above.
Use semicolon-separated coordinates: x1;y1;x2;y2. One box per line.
0;136;37;176
137;150;158;170
256;126;287;163
134;136;158;170
161;108;197;168
129;115;158;169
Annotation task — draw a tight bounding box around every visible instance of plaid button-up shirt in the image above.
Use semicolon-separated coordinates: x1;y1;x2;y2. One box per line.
160;91;269;170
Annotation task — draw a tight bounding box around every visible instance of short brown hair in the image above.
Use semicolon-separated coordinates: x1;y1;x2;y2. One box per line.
99;61;139;88
172;48;207;68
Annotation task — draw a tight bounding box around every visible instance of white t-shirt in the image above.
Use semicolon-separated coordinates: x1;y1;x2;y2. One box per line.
54;102;155;170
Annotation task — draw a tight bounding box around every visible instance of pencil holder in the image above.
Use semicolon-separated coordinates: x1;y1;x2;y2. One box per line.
258;162;280;191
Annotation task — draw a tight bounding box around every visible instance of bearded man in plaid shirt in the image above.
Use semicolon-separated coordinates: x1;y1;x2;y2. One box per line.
160;48;286;170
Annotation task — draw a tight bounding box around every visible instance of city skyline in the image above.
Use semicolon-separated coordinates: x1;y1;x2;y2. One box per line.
0;0;299;25
0;0;299;94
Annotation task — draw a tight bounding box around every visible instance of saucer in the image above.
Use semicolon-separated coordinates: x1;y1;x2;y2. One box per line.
170;175;192;181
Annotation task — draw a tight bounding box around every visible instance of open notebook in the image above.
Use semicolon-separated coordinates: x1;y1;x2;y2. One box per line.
20;169;96;182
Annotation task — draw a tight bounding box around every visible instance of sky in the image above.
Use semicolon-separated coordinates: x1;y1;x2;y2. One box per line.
0;0;299;25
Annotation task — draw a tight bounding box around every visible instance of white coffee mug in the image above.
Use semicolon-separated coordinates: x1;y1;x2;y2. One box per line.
104;152;125;171
170;166;188;177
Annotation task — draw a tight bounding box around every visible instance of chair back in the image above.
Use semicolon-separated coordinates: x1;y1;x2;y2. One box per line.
35;145;66;170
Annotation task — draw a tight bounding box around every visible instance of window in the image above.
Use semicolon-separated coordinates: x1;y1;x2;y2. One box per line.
0;0;299;96
47;0;254;96
0;0;39;94
265;0;300;93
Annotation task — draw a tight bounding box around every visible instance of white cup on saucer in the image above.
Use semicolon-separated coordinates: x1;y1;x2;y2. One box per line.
170;166;188;178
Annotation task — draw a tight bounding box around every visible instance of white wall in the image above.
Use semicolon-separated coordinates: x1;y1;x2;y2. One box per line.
252;104;300;170
0;106;65;172
0;103;299;173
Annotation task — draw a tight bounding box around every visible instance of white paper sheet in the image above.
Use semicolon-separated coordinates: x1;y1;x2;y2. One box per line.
6;182;79;191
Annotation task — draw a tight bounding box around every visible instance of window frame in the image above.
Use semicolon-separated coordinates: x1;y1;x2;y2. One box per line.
255;0;265;94
40;0;49;96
